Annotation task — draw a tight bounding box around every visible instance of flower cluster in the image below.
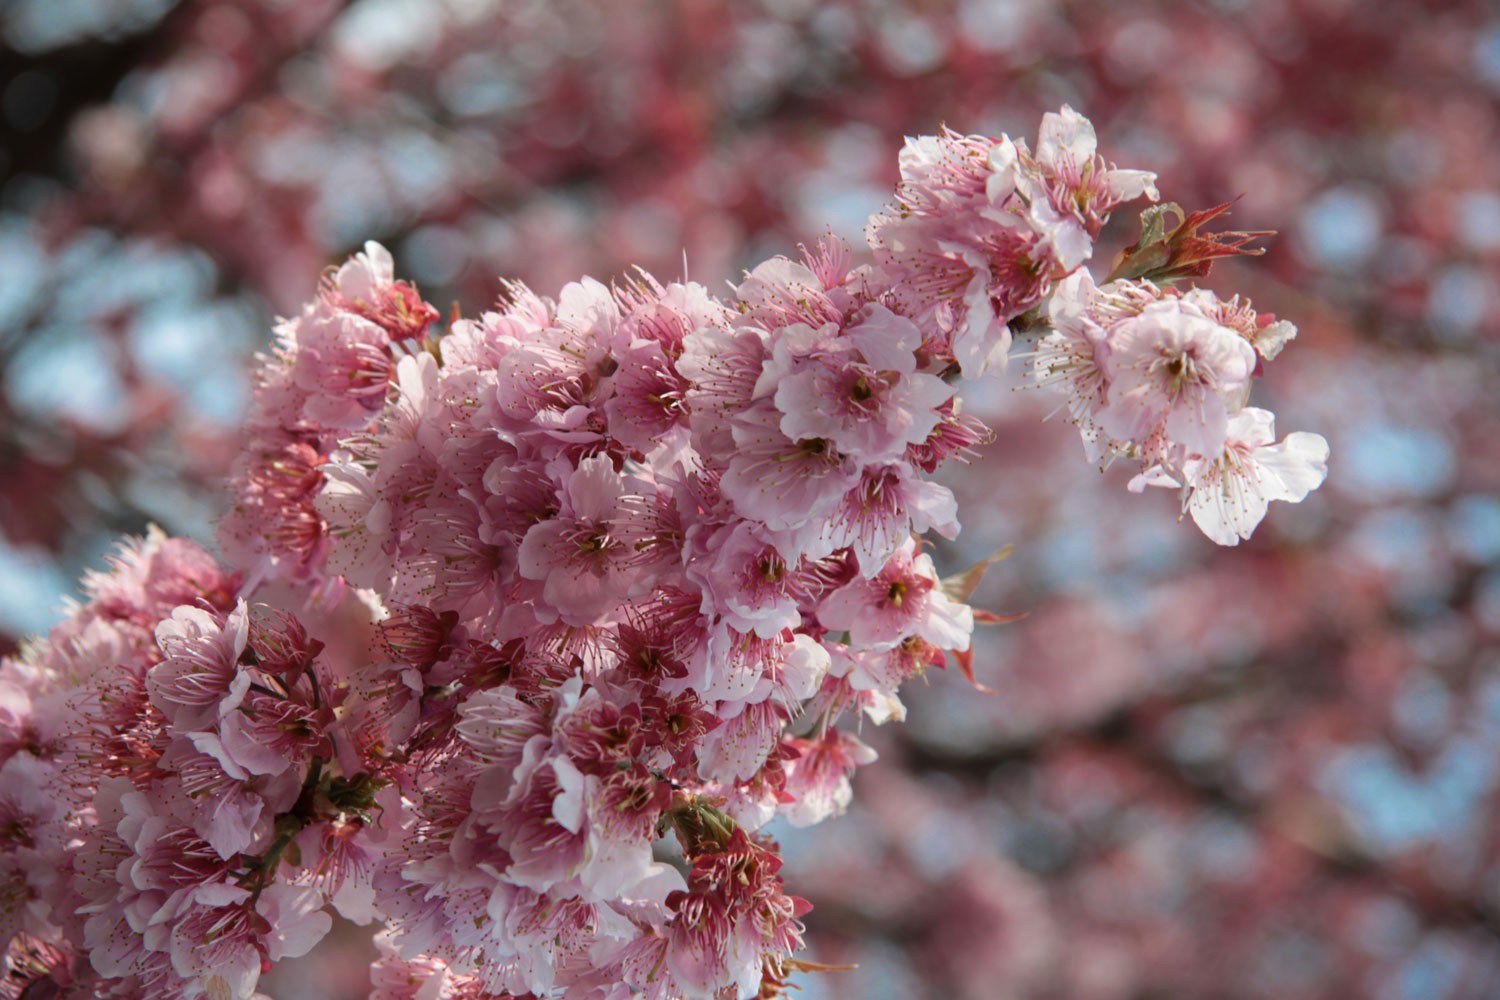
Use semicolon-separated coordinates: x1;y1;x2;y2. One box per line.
0;530;357;997
298;239;983;997
220;244;441;591
1032;270;1328;544
868;106;1158;380
0;107;1326;998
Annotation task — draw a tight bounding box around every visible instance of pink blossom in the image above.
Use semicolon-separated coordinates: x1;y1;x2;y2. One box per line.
663;830;809;1000
1132;407;1331;546
147;602;251;732
491;750;588;892
313;458;394;588
166;883;265;998
487;278;617;445
686;522;806;639
606;336;694;456
160;739;276;858
217;687;327;777
677;324;769;459
779;729;878;827
664;891;751;1000
819;538;973;651
773;305;954;466
257;884;333;962
328;241;440;343
867;127;1031;379
696;699;786;786
688;625;781;704
1031;269;1115;460
453;686;548;773
811;463;960;574
219;439;328;576
287;301;397;430
1018;105;1159;270
1099;296;1257;455
575;766;674;899
516;455;654;625
734;257;844;333
721;402;860;538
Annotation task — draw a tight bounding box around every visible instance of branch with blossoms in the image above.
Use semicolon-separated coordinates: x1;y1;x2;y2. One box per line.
0;107;1326;999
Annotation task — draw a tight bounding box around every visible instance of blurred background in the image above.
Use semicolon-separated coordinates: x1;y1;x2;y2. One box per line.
2;0;1499;997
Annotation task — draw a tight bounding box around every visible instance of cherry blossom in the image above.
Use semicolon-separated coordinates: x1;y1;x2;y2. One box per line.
0;106;1325;999
1132;407;1331;546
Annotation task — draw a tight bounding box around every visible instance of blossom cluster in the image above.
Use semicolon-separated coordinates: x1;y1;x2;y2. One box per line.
1032;270;1328;545
0;108;1325;998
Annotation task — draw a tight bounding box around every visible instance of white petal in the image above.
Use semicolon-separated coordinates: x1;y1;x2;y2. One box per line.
1251;319;1298;361
1258;431;1330;502
1108;169;1159;203
986;137;1020;202
1188;473;1269;546
1037;105;1097;163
